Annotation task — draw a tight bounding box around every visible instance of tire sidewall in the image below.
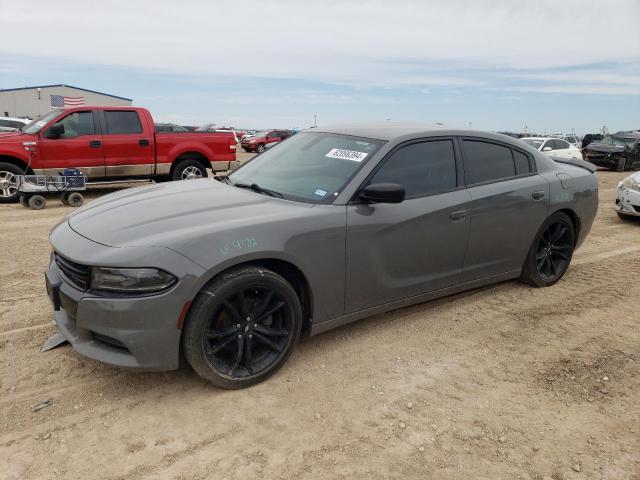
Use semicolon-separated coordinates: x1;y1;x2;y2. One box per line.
523;212;575;287
183;267;302;389
0;162;24;204
172;160;208;181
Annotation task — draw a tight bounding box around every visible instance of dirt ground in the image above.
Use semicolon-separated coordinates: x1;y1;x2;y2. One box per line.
1;168;639;480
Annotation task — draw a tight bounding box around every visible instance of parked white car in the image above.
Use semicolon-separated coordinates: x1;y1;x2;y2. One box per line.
563;135;582;149
0;117;29;132
615;171;640;220
520;137;583;160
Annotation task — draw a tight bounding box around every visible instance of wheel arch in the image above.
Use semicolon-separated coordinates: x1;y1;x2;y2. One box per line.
184;257;314;337
169;151;212;177
550;208;580;245
0;155;34;174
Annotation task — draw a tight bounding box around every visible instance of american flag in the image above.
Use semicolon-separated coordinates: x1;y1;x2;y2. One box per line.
50;94;85;108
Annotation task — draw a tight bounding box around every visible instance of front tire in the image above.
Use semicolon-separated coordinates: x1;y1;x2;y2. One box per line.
182;266;302;389
0;162;23;204
256;143;266;153
520;212;575;287
616;156;627;172
172;159;208;181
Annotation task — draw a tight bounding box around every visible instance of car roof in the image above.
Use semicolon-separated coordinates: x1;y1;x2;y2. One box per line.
310;123;537;144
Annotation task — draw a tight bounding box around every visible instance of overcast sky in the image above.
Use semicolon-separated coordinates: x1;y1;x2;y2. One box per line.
1;0;639;132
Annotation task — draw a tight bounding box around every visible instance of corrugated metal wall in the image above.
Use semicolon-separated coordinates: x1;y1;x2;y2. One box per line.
0;86;132;119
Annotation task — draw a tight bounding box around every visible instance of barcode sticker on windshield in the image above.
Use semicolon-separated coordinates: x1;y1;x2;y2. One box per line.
326;148;368;162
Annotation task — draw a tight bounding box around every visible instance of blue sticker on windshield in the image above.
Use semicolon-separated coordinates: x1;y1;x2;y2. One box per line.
314;189;328;197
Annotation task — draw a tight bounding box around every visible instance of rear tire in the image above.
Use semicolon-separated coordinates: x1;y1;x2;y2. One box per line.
19;195;29;208
172;159;208;181
520;212;575;287
182;266;302;389
616;156;627;172
0;162;23;204
28;195;46;210
67;192;84;207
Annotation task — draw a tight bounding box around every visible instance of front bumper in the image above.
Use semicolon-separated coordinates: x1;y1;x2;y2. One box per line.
46;222;205;371
614;186;640;217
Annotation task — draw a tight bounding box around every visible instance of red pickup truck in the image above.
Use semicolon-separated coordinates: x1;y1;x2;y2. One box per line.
0;106;238;203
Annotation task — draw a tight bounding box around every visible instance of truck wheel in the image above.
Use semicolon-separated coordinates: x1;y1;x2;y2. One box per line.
67;192;84;207
616;156;627;172
0;162;23;204
172;160;208;181
256;144;266;153
61;192;70;205
19;195;29;208
28;195;46;210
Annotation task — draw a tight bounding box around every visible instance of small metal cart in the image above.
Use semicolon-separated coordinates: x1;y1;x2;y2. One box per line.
18;173;87;210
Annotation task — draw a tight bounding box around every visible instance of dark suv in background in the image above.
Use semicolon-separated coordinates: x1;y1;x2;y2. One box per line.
241;129;294;153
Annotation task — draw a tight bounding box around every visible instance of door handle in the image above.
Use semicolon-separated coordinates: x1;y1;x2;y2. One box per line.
139;139;150;146
449;209;468;221
89;140;102;148
532;190;545;200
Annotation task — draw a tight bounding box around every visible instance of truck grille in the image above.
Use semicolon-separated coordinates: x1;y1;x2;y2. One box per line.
54;253;90;291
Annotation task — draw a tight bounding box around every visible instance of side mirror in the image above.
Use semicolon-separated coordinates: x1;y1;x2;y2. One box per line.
542;146;552;152
359;183;405;204
46;123;65;138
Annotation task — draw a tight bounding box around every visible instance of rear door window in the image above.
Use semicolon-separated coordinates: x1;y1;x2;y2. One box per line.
462;140;516;184
104;111;143;134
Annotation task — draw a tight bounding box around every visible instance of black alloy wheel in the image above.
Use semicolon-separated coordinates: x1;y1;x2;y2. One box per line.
183;266;302;388
204;286;292;378
256;143;265;153
521;212;575;287
535;222;573;281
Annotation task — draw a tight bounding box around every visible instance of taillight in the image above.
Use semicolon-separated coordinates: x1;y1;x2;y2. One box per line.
229;140;236;153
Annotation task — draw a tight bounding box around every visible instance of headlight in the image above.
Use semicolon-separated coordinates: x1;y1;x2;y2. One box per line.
90;267;177;293
621;177;640;192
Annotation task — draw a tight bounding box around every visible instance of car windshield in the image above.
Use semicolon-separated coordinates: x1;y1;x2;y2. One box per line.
521;138;544;149
229;132;384;203
249;131;269;138
21;110;62;134
600;135;635;147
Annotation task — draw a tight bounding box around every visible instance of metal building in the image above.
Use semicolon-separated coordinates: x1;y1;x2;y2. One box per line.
0;84;132;119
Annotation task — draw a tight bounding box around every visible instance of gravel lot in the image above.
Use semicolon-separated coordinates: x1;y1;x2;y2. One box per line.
1;168;639;480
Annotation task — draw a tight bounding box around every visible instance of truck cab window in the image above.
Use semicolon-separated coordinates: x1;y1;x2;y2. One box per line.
49;111;95;138
105;111;143;134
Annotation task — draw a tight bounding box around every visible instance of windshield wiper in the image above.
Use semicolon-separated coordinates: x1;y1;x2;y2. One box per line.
234;182;284;198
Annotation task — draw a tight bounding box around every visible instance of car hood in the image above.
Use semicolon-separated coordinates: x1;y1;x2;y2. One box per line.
0;131;29;141
67;179;311;248
585;142;627;154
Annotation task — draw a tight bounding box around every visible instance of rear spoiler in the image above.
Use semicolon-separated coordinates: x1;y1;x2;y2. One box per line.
549;155;597;174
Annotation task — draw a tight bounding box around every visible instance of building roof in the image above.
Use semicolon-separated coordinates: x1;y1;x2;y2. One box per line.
0;84;132;101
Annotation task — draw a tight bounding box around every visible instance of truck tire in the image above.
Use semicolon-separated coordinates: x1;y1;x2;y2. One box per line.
0;162;23;204
172;160;208;181
616;156;627;172
19;195;29;208
28;195;46;210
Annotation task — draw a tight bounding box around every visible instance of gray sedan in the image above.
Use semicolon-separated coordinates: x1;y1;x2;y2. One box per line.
46;125;599;388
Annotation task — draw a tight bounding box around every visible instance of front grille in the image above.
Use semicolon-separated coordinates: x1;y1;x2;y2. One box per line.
54;253;90;291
